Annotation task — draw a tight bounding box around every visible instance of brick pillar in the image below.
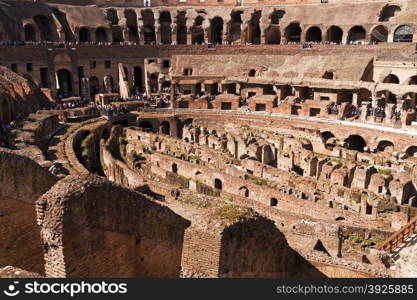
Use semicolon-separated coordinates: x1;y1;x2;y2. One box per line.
187;27;192;45
138;26;145;45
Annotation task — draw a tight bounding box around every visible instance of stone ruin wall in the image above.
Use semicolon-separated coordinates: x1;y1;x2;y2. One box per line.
0;149;58;275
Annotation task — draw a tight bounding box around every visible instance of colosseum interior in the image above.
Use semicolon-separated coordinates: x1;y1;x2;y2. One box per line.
1;0;417;279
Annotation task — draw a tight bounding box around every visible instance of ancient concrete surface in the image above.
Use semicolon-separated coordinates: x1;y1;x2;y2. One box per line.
36;174;191;278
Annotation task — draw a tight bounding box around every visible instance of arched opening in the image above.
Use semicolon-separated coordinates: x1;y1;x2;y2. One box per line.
214;178;223;190
172;163;178;174
79;27;90;42
24;24;36;41
408;76;417;85
106;8;119;25
160;121;170;135
323;71;335;79
371;25;388;42
347;26;366;44
248;69;256;77
270;198;278;207
149;73;158;93
160;11;172;45
379;5;401;22
377;140;394;152
95;27;107;43
133;66;143;93
265;26;281;44
344;135;366;152
406;146;417;157
326;26;343;44
383;74;400;84
285;22;301;43
103;75;114;93
306;26;322;42
238;186;249;197
177;26;187;45
125;9;139;43
394;25;414;43
248;11;261;44
321;131;335;142
34;15;55;41
56;69;72;97
176;11;187;45
192;16;204;45
210;17;223;45
270;10;285;25
144;26;155;44
138;121;153;131
229;11;242;44
89;76;99;96
142;10;155;44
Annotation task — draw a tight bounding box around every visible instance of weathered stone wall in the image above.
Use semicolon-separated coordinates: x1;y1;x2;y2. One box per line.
0;149;58;275
36;175;191;278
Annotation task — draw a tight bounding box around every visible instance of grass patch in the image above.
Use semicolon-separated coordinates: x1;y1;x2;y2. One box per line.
215;204;254;221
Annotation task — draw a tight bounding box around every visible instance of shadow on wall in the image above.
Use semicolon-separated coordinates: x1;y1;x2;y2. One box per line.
219;217;327;278
0;149;59;275
37;175;191;278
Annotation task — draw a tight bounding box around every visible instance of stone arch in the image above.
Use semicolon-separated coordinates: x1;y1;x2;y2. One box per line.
106;8;119;25
36;175;190;277
344;135;366;152
285;22;301;43
379;5;401;22
238;186;249;197
210;16;223;44
214;178;223;190
33;15;56;41
24;24;36;41
57;68;73;97
89;76;99;96
142;10;156;44
159;11;172;45
79;27;90;42
192;16;204;45
172;163;178;174
125;9;139;43
370;25;388;42
138;121;153;131
376;140;394;152
326;26;343;43
394;25;414;43
270;9;285;25
95;27;108;43
383;74;400;84
270;197;278;207
160;121;170;135
248;10;261;44
219;217;324;277
407;76;417;85
229;11;242;44
347;26;366;43
144;25;155;44
265;25;281;44
406;146;417;157
133;66;144;92
305;26;322;42
176;11;187;45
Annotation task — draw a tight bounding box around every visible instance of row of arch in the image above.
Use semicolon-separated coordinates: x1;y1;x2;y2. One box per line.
13;10;415;45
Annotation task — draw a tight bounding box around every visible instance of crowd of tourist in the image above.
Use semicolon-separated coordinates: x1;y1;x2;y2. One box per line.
96;104;130;116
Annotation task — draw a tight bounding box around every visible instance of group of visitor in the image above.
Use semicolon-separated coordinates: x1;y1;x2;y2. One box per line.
327;103;339;114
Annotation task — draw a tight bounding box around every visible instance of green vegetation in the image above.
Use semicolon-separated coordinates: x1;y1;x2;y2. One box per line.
241;124;251;129
215;204;254;221
350;236;363;243
377;168;392;176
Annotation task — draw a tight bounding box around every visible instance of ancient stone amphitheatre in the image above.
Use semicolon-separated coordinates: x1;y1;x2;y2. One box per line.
1;0;417;278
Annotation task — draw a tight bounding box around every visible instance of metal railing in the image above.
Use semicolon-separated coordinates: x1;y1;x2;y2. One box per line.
376;215;417;253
